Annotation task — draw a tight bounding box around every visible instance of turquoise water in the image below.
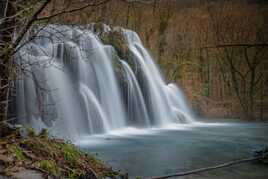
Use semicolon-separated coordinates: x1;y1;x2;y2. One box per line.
78;122;268;178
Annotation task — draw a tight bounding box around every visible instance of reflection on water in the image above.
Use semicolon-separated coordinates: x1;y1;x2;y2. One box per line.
78;122;268;178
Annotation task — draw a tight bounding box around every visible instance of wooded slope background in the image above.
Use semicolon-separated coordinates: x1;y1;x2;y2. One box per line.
1;0;265;121
42;0;268;120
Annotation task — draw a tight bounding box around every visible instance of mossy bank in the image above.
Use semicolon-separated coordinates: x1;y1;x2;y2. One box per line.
0;124;124;179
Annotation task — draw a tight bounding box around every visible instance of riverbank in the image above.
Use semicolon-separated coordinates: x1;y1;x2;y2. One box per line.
0;124;123;179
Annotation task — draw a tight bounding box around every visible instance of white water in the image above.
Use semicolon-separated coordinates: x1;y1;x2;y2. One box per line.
16;24;195;140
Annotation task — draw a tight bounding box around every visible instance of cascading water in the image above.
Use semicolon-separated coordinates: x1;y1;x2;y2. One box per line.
16;24;195;140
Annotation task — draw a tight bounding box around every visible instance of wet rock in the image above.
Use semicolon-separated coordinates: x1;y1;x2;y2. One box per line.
100;30;129;59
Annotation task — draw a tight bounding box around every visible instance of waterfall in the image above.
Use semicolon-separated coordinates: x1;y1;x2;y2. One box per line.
16;24;195;140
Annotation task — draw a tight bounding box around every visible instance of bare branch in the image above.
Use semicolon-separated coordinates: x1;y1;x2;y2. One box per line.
36;0;112;21
13;0;52;50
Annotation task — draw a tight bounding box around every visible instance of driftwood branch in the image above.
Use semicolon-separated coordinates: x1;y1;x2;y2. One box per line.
150;155;267;179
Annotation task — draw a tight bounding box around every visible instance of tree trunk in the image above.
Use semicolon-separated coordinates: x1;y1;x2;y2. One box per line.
0;0;16;122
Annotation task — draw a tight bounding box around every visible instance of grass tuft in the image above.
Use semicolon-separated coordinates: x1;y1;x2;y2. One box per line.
62;144;81;165
38;160;60;176
9;145;25;160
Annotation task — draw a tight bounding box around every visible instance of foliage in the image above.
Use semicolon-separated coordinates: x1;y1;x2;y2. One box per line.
39;128;49;138
62;144;81;165
8;145;25;160
38;160;60;176
26;127;36;137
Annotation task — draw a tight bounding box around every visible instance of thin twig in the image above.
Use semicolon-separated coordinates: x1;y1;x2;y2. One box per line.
12;0;52;50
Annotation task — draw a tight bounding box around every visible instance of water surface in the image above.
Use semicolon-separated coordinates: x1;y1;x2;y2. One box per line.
78;122;268;178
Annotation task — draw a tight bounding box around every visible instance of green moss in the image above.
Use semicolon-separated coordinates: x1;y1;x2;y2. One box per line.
94;22;105;34
39;129;49;139
26;127;36;137
38;160;60;176
62;144;81;165
102;168;128;179
68;169;85;179
68;171;78;179
9;145;25;160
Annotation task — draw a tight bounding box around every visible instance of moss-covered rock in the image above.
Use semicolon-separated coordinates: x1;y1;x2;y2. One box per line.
93;22;106;35
100;30;129;59
91;23;143;83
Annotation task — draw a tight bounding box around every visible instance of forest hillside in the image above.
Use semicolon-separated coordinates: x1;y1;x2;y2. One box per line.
42;0;268;120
